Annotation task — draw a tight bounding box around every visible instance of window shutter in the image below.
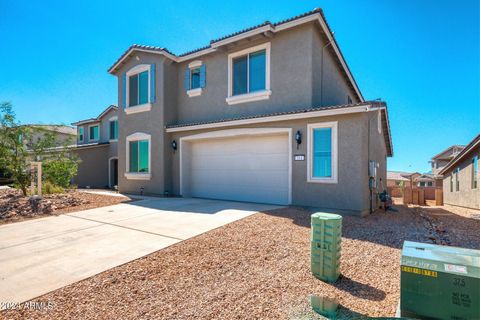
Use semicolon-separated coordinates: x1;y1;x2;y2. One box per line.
122;73;126;108
199;64;206;88
184;68;190;91
150;63;156;103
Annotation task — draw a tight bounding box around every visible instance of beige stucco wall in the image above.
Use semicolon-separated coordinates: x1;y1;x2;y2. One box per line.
166;112;384;216
72;145;110;188
442;146;480;209
110;22;388;215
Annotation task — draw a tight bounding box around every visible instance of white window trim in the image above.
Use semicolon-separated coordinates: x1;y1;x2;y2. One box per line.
108;116;118;142
125;132;151;180
377;110;382;134
187;61;203;97
88;123;100;142
125;64;152;114
78;127;84;143
227;42;271;105
307;121;338;184
187;87;203;97
188;60;202;69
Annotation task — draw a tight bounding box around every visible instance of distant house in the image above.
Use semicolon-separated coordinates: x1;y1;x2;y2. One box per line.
430;145;465;175
439;134;479;209
415;174;436;187
387;171;420;188
71;105;118;189
21;124;76;149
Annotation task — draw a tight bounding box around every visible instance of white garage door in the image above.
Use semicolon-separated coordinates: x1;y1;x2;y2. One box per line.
183;133;290;205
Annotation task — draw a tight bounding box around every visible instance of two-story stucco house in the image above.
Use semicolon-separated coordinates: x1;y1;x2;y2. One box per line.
439;134;479;209
71;105;119;188
73;9;393;216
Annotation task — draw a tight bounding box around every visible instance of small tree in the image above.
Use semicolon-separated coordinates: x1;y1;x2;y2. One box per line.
43;152;80;188
0;102;60;195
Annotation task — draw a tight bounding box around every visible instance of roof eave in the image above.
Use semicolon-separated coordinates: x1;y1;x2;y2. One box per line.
106;10;365;102
438;136;480;175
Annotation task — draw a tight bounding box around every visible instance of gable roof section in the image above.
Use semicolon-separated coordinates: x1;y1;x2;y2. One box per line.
107;8;364;102
21;124;76;136
431;145;465;160
71;105;118;126
387;171;410;181
439;134;480;175
165;101;393;157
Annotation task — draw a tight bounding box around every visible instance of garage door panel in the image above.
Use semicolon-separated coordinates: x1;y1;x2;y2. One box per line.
191;154;288;171
184;133;290;205
190;169;288;189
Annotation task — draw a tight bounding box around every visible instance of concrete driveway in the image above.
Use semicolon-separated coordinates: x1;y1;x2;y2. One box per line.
0;197;280;307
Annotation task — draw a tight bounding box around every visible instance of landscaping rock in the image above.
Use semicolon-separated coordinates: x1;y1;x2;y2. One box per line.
0;189;131;225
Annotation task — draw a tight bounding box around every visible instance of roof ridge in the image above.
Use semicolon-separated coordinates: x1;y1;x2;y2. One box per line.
108;8;324;68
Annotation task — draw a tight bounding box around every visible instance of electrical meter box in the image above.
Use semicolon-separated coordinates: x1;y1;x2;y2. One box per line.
400;241;480;319
311;212;342;283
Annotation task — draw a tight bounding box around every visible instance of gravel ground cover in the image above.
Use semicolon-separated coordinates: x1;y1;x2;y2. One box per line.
0;189;132;225
3;202;479;319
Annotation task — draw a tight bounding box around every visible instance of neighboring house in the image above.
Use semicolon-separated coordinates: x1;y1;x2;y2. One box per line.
387;171;412;187
96;8;393;216
71;105;118;188
430;145;465;175
21;124;76;149
415;174;436;188
387;171;421;188
439;134;480;209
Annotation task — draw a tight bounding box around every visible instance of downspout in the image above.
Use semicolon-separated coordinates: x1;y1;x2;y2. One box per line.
368;114;372;214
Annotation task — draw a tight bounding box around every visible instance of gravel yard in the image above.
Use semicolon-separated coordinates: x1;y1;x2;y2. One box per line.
0;189;132;225
3;202;480;319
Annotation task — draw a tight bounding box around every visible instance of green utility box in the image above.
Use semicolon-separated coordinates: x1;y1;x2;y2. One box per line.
311;212;342;283
400;241;480;319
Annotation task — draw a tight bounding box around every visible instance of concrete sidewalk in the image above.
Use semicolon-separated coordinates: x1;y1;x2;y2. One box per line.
0;198;280;307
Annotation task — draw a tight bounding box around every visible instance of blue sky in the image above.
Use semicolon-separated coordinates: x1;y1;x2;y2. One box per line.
1;0;478;173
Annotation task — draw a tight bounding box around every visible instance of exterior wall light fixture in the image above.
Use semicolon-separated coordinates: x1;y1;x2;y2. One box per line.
295;130;302;149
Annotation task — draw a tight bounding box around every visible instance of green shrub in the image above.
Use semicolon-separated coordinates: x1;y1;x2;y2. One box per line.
43;181;65;194
43;156;79;188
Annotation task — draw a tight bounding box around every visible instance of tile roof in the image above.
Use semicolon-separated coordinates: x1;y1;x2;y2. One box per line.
23;124;77;136
439;134;480;175
166;101;376;129
72;105;117;126
165;101;393;157
387;171;410;181
107;8;364;101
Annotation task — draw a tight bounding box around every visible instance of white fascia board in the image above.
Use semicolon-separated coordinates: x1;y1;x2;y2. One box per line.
166;105;371;133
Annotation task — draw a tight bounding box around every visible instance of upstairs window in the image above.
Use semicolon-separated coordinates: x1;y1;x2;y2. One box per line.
78;127;84;142
129;71;149;106
123;64;156;113
109;118;118;141
89;125;99;141
184;61;206;97
191;68;201;89
227;43;271;105
473;156;478;189
233;49;266;95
